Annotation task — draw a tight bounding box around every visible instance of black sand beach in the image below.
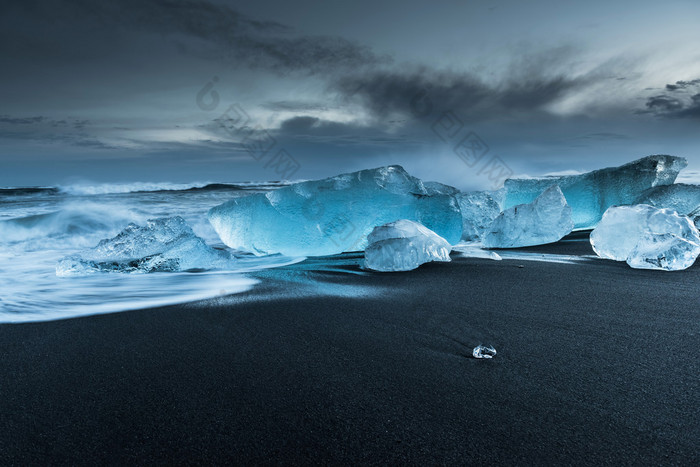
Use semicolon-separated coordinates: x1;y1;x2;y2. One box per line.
1;236;698;465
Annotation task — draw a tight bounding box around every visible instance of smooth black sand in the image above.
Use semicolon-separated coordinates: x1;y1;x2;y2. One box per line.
1;236;698;465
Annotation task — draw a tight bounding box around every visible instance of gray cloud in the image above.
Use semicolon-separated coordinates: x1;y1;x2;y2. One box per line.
331;62;587;123
665;79;700;91
643;79;700;119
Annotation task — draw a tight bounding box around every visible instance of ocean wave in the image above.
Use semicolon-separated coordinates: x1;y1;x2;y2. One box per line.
0;203;146;247
56;181;292;196
0;181;294;197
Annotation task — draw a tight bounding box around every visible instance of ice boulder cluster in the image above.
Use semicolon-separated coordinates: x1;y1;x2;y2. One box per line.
55;155;698;277
363;220;452;272
483;186;574;248
57;216;234;275
590;205;700;271
503;155;686;229
208;166;462;257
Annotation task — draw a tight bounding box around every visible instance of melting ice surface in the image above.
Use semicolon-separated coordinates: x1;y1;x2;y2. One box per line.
0;183;302;323
484;186;574;248
634;183;700;216
209;166;463;257
456;190;501;242
590;204;700;271
364;219;452;272
504;155;686;229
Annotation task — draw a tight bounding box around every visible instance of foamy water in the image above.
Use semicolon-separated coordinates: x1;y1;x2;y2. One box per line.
0;182;301;323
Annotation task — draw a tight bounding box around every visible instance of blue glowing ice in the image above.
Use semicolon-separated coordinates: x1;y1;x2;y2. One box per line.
504;155;687;229
208;166;463;256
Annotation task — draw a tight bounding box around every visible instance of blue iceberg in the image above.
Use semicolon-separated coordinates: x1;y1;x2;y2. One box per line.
503;155;687;229
208;166;463;256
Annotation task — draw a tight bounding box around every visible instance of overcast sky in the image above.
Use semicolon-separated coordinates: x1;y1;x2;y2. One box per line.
1;0;699;189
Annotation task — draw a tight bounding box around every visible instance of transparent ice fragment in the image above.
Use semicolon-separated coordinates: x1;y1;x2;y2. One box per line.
590;204;700;271
456;190;502;242
473;345;497;359
364;219;452;272
634;183;700;216
57;216;234;275
483;185;574;248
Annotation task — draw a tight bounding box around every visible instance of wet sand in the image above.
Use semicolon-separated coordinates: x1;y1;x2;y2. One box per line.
1;236;698;464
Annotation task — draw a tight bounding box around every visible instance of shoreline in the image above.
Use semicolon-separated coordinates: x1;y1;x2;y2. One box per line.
1;236;698;464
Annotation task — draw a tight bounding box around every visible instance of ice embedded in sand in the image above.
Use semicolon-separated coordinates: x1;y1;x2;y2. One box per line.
504;155;687;229
363;219;452;272
483;185;574;248
633;183;700;216
208;166;463;257
57;216;234;275
590;205;700;271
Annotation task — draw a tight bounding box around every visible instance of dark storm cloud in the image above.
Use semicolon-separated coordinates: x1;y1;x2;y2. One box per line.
645;95;684;112
331;64;586;122
7;0;387;74
642;79;700;119
665;79;700;91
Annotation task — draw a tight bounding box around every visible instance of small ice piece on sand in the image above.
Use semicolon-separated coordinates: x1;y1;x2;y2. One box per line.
590;204;700;271
473;345;497;359
364;219;451;272
483;185;574;249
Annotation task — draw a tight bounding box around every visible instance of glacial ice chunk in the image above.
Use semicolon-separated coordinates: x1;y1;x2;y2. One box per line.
483;185;574;248
504;155;687;229
633;183;700;215
208;166;463;257
590;205;700;271
473;345;497;359
456;191;501;242
690;206;700;230
57;216;234;275
363;219;452;272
